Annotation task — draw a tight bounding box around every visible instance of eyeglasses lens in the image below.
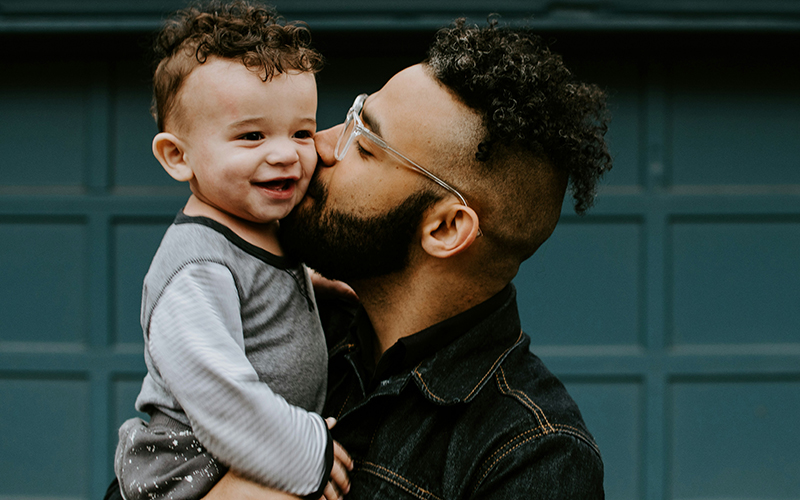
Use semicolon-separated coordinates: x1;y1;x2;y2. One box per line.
335;109;358;161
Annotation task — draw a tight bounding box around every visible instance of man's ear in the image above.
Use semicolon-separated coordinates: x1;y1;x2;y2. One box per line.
152;132;193;182
420;202;480;258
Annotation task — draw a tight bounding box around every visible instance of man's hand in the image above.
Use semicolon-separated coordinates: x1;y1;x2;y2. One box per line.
308;269;358;302
201;419;353;500
323;417;353;500
204;471;299;500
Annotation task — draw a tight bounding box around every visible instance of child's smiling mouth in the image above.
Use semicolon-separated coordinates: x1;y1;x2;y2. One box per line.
253;179;296;198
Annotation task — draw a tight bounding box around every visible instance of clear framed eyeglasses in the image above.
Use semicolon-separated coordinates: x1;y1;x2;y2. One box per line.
334;93;473;210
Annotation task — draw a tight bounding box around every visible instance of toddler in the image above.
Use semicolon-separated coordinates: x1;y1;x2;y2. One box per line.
114;2;346;499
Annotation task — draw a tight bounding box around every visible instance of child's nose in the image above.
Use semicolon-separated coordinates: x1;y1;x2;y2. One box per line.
265;140;300;166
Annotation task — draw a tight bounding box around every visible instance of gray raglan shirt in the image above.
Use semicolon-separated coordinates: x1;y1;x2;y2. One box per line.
134;213;329;495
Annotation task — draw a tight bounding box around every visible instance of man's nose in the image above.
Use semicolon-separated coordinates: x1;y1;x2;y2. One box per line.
315;124;344;167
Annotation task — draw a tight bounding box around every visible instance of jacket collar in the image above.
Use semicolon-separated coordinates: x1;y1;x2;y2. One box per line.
410;285;527;404
329;284;528;405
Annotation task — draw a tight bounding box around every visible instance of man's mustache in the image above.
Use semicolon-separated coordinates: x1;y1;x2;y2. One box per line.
305;165;327;201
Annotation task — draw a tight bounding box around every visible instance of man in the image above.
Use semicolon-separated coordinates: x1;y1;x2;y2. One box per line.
211;18;611;499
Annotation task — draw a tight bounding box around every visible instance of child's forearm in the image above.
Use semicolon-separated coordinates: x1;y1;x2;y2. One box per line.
147;262;330;496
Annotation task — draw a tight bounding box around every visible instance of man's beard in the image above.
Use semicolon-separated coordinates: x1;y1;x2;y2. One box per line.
279;173;440;283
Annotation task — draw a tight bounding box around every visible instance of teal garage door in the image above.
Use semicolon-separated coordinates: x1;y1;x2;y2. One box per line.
1;3;799;499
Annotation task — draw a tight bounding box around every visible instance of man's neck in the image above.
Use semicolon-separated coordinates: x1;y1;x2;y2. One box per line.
353;267;506;360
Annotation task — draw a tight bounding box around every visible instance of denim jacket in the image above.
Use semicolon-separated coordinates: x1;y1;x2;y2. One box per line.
322;286;604;499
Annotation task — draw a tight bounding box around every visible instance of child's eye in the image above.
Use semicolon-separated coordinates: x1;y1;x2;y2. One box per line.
355;141;374;158
294;130;314;140
240;132;264;141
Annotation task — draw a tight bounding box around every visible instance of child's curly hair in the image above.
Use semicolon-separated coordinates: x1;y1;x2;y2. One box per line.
426;18;611;215
151;0;323;131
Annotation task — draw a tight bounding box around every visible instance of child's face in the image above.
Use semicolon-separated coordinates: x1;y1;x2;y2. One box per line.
177;58;318;225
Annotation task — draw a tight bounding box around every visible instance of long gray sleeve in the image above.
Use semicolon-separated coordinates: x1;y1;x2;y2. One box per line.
132;217;329;497
146;263;327;494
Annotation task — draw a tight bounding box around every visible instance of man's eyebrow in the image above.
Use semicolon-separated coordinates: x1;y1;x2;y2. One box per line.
361;104;382;137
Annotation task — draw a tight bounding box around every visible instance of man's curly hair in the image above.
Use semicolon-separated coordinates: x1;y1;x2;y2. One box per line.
151;0;323;132
426;18;611;215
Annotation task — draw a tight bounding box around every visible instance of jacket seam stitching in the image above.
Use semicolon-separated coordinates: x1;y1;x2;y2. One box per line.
472;368;602;492
495;366;600;455
335;384;356;420
359;461;443;500
413;367;447;403
329;340;355;357
475;425;547;485
464;330;524;400
496;366;555;432
473;427;549;492
414;329;524;403
473;424;599;494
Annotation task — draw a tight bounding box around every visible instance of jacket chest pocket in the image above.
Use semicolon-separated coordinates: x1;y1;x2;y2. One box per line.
349;462;445;500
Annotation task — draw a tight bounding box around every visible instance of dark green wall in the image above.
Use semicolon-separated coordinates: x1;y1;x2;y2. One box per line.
1;2;799;499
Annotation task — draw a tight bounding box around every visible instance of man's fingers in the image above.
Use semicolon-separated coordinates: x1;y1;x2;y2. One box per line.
205;472;299;500
330;441;352;495
325;420;352;496
330;441;352;494
308;270;358;302
321;481;340;500
333;441;353;471
329;458;350;495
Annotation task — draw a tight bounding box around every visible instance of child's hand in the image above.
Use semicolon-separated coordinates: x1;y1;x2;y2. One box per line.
321;418;353;500
308;269;358;303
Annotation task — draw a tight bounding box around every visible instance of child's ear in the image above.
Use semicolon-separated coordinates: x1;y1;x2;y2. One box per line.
420;202;480;258
152;132;193;182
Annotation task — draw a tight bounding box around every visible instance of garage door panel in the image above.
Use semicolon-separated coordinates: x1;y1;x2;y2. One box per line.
0;375;91;498
112;218;175;346
670;378;800;500
0;218;88;345
670;61;800;187
671;218;800;346
0;61;96;189
516;219;643;347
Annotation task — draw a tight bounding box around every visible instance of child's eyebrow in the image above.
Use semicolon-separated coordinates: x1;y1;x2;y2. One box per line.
229;117;264;129
297;117;317;127
228;116;317;128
